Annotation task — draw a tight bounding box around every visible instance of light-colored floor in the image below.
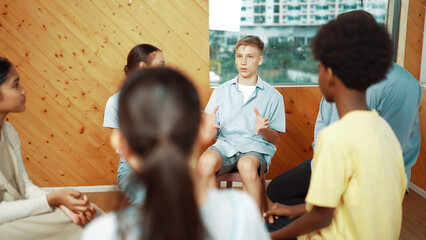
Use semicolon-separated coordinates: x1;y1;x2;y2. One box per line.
86;190;426;239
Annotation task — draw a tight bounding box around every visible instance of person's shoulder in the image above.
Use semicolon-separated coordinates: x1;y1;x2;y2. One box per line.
384;63;421;90
204;189;270;239
316;114;351;142
215;77;238;91
82;212;117;240
3;121;19;141
321;111;380;140
105;92;120;113
3;121;16;133
205;189;258;212
107;92;120;103
258;78;282;97
215;188;253;200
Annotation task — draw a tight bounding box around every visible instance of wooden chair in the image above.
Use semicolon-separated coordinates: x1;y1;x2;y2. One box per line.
216;171;269;212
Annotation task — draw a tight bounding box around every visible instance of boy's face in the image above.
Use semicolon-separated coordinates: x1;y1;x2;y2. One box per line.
318;62;335;102
235;45;263;79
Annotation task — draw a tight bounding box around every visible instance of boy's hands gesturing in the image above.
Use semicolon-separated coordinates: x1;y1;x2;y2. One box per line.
254;107;269;135
204;105;220;137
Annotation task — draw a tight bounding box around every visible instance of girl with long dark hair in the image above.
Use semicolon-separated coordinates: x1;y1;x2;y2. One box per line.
103;44;164;204
83;67;270;240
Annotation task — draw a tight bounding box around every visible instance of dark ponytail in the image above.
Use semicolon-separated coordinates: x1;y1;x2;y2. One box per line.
0;57;12;86
118;68;208;240
140;142;204;240
124;44;161;76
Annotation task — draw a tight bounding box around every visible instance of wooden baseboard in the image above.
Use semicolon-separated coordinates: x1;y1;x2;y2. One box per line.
41;180;272;192
42;185;120;193
41;181;424;199
409;182;426;198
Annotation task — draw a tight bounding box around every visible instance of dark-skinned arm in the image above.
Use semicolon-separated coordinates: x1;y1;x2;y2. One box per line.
270;206;335;240
264;203;307;224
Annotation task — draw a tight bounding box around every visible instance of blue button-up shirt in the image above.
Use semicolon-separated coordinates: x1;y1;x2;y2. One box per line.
313;63;422;183
205;76;286;168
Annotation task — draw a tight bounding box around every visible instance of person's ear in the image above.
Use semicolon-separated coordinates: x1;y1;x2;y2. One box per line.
326;67;336;88
138;61;148;69
258;55;264;66
110;129;142;171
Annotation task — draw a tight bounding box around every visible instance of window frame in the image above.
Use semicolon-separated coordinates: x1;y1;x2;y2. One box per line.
209;0;400;87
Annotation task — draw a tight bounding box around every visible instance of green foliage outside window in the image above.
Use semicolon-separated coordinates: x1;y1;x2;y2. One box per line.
209;30;318;85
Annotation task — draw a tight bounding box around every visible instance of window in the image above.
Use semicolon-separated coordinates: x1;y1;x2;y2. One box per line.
254;6;266;13
227;37;238;46
254;16;265;23
274;15;279;23
242;7;246;11
209;0;391;86
269;37;280;44
274;5;280;13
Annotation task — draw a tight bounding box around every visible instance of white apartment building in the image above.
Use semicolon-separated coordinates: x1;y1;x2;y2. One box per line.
241;0;387;26
211;0;387;48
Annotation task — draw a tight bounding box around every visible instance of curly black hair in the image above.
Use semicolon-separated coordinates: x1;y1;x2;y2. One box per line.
311;10;393;91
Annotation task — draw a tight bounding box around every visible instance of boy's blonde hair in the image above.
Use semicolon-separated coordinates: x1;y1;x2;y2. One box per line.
235;35;264;54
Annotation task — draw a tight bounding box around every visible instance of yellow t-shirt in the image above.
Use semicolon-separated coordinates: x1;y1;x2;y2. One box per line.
301;110;406;240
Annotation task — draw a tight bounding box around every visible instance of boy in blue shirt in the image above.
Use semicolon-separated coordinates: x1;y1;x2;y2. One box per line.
198;35;285;208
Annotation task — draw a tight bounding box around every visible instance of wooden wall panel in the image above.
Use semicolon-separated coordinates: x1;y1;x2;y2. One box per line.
405;0;424;79
0;0;323;186
267;87;321;178
3;0;423;189
0;0;209;187
403;0;426;190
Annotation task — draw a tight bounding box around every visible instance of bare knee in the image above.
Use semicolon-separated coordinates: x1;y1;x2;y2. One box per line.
237;156;260;183
198;150;222;177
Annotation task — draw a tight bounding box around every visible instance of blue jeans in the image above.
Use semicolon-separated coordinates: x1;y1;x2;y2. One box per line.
117;157;146;204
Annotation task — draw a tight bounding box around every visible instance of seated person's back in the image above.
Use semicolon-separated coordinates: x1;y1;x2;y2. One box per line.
308;109;406;239
83;67;270;240
266;10;406;240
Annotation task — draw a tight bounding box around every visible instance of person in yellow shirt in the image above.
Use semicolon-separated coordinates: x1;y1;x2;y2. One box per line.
264;10;407;240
